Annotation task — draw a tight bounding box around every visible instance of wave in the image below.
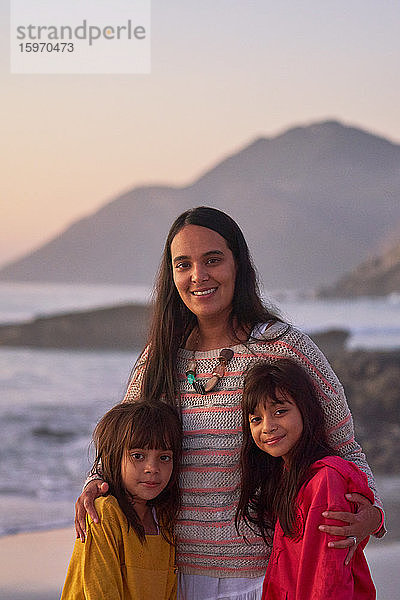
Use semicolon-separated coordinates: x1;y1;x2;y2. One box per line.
32;425;79;441
0;517;73;538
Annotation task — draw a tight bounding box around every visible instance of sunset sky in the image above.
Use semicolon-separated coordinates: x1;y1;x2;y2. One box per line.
1;0;400;268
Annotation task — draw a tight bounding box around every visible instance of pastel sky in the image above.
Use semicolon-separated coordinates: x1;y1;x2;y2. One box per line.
1;0;400;267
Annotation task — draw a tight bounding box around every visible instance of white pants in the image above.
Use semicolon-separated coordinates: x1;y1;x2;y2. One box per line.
178;573;264;600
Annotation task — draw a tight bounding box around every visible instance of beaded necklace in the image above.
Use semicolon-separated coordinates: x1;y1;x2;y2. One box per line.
185;344;234;395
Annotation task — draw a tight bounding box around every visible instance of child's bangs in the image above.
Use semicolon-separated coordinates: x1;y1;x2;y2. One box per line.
245;380;265;413
266;386;293;406
127;409;175;451
246;378;285;413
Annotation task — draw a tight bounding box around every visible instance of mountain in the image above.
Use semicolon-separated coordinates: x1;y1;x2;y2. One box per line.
2;120;400;290
319;239;400;297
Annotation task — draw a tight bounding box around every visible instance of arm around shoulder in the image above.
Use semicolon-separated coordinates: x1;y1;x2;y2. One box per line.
295;464;374;600
296;330;383;513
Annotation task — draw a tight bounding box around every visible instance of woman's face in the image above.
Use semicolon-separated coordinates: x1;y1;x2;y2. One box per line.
170;224;237;323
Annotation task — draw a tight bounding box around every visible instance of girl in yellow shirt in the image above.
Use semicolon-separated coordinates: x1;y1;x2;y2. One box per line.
61;399;182;600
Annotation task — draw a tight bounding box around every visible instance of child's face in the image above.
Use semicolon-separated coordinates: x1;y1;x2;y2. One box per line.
248;390;303;465
121;448;173;503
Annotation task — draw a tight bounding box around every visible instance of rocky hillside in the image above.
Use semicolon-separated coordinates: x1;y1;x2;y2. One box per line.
1;120;400;290
319;239;400;297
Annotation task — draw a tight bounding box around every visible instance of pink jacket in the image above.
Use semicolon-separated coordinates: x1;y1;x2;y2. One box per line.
263;456;376;599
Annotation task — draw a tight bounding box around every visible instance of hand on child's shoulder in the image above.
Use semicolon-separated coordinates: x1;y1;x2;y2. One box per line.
89;494;123;525
305;457;374;508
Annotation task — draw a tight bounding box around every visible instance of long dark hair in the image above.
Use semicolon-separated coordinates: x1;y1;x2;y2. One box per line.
91;399;182;543
139;206;279;405
236;359;334;543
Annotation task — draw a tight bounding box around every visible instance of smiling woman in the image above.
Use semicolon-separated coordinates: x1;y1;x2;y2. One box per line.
76;206;385;600
171;224;237;331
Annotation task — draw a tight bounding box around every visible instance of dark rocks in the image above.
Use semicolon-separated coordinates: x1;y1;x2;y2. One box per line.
0;304;151;350
328;349;400;474
0;310;398;472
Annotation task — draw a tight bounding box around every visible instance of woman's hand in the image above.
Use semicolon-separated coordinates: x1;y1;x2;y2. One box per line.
318;493;383;565
75;479;109;542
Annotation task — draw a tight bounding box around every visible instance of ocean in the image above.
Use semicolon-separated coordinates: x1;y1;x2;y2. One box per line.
1;282;399;538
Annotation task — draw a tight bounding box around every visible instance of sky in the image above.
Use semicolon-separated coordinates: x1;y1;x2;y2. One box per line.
1;0;400;268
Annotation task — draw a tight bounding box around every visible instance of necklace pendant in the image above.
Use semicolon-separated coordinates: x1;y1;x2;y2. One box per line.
186;347;234;396
186;372;196;385
204;374;220;393
193;380;206;395
187;359;197;372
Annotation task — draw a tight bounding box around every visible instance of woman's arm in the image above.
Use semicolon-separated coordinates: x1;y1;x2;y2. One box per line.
122;346;149;403
75;480;109;542
298;505;357;600
294;464;375;600
292;330;385;546
320;492;383;563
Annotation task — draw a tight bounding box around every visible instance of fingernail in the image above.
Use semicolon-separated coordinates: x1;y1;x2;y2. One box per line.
322;512;328;517
319;525;326;531
328;542;334;548
345;494;352;499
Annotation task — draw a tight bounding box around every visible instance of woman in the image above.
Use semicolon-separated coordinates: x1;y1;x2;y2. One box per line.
76;207;385;600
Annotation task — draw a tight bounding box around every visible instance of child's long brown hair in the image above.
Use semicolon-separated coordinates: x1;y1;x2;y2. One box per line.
236;360;334;543
91;400;182;543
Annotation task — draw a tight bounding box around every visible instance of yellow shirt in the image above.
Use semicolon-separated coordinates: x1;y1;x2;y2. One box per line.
61;495;177;600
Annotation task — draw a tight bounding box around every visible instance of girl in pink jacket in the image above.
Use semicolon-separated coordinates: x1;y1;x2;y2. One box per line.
237;359;377;599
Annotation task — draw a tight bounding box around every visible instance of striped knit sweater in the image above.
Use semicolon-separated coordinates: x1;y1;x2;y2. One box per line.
123;322;381;579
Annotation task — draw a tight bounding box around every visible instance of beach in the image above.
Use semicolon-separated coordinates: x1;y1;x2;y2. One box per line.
1;286;399;598
0;526;398;600
0;527;74;600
